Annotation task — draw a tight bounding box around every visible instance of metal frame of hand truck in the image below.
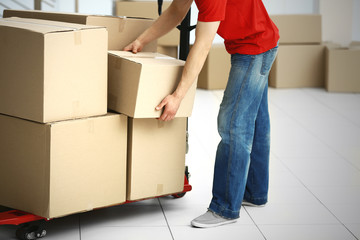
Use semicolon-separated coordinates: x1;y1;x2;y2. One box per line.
0;2;196;240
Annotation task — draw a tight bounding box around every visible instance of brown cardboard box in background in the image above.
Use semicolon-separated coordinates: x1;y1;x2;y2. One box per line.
350;41;360;48
157;45;178;58
269;44;326;88
108;51;196;118
127;117;186;201
197;44;231;90
0;17;107;123
116;1;179;46
325;44;360;93
3;9;157;52
0;113;128;219
270;14;322;44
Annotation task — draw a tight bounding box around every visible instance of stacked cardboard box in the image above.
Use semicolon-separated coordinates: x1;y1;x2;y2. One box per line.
116;1;180;58
1;10;196;214
325;43;360;93
107;51;196;200
269;15;326;88
0;113;128;219
197;44;231;90
0;17;128;218
3;9;157;52
0;17;108;123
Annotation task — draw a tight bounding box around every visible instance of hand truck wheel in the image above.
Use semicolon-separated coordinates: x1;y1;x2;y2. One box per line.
16;223;47;240
172;166;190;198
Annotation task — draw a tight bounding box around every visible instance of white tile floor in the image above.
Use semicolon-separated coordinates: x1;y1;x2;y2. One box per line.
1;88;360;240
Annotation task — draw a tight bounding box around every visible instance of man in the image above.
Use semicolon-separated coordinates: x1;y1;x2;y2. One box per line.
125;0;279;228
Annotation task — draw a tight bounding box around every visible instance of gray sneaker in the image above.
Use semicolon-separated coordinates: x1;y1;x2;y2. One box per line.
191;210;237;228
242;200;266;207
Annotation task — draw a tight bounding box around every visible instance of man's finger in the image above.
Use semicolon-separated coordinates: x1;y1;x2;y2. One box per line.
156;100;167;111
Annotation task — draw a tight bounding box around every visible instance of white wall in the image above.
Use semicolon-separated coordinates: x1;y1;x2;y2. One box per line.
353;0;360;41
57;0;75;12
0;0;33;17
57;0;112;14
2;0;358;43
263;0;317;14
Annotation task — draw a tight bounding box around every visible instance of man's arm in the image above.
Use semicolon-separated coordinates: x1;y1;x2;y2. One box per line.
156;20;220;121
124;0;193;52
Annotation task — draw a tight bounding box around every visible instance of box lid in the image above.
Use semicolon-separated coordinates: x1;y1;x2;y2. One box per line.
3;9;153;22
0;17;104;34
108;51;184;66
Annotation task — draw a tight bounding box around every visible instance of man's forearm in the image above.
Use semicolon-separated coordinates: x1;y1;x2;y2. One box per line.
174;21;221;99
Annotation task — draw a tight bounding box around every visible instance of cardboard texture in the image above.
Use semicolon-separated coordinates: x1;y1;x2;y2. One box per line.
197;44;231;90
3;9;157;52
325;45;360;93
269;45;326;88
270;14;322;44
0;113;128;219
116;1;179;46
127;117;186;201
108;51;196;118
157;45;178;58
0;17;107;123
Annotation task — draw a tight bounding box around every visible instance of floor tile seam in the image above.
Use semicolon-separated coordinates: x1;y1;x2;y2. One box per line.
256;223;346;226
301;89;360;128
270;97;360;172
243;207;268;240
271;153;359;240
158;198;175;240
269;88;358;130
269;88;360;129
271;155;360;175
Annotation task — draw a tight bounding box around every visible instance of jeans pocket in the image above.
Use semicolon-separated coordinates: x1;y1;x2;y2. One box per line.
260;47;278;76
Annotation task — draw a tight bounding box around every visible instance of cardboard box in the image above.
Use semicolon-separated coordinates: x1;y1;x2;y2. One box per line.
3;9;157;52
197;44;231;90
325;45;360;93
0;17;107;123
108;51;196;118
350;41;360;48
0;113;128;219
116;1;179;46
319;0;353;46
127;117;186;200
157;45;178;58
270;15;322;44
269;44;326;88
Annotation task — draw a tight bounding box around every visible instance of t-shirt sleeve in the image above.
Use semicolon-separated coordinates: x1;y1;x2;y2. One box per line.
195;0;227;22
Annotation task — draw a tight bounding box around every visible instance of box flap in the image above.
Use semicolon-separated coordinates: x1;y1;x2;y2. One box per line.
3;9;153;22
0;17;104;34
4;9;90;19
108;51;184;66
108;50;171;59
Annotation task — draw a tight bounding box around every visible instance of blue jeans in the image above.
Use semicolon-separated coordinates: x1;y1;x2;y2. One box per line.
209;46;278;219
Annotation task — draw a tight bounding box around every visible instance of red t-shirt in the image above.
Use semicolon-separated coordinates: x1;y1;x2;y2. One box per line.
195;0;279;55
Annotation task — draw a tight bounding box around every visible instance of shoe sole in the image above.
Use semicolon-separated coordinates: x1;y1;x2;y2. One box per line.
191;219;237;228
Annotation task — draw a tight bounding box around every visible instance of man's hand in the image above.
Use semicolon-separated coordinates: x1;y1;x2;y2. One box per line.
156;94;182;121
123;39;143;53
